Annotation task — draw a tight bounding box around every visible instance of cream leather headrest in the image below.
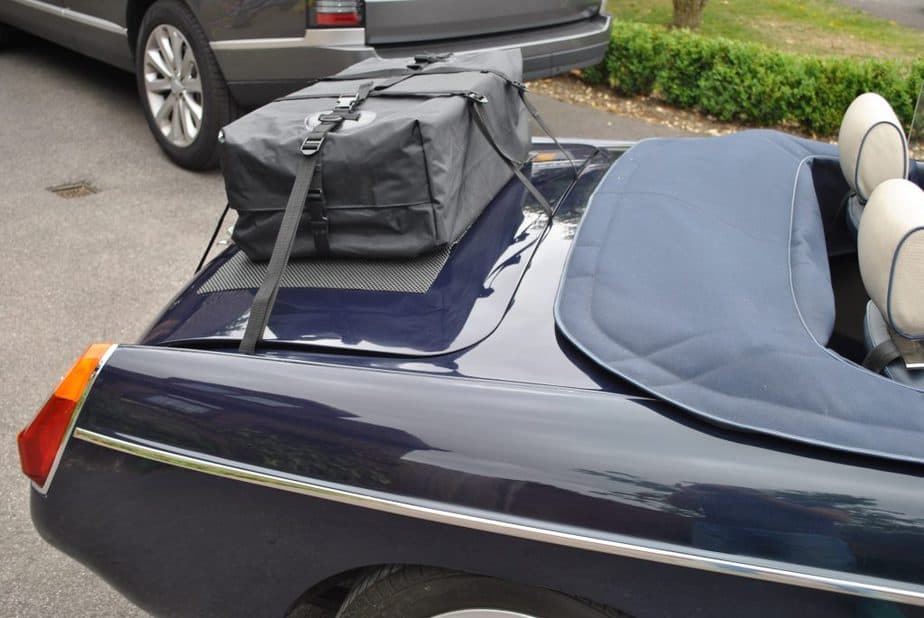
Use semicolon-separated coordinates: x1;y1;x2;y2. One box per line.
838;93;909;202
858;179;924;338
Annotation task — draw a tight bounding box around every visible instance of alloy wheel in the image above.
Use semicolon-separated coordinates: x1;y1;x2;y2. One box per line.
142;24;203;148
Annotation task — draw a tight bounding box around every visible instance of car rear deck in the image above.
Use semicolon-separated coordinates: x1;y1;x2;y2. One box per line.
142;142;627;391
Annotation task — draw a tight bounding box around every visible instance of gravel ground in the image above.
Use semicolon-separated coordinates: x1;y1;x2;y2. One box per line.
529;74;747;138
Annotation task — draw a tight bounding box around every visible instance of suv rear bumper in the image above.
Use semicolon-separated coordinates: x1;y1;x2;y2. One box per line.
214;14;611;108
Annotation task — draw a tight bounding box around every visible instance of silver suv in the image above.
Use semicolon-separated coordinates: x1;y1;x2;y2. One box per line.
0;0;610;169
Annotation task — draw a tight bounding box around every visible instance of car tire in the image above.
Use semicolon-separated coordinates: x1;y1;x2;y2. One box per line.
335;566;625;618
135;0;235;170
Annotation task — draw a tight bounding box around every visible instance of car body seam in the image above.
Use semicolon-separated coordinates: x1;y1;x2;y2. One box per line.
8;0;127;36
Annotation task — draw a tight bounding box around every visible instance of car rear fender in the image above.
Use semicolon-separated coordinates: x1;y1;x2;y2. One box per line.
62;343;924;607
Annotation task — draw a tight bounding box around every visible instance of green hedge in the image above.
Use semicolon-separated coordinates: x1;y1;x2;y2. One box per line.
583;22;924;135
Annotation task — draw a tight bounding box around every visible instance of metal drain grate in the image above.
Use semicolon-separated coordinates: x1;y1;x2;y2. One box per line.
48;181;98;199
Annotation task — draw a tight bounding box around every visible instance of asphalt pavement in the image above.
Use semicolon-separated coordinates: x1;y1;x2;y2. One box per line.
0;38;683;617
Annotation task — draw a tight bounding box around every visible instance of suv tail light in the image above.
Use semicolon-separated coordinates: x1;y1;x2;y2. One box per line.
310;0;364;27
17;343;112;489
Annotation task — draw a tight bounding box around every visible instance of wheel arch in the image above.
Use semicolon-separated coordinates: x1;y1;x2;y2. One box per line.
283;563;620;617
126;0;205;59
284;564;381;616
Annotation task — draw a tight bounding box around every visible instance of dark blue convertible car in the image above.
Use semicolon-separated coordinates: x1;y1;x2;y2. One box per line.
17;88;924;617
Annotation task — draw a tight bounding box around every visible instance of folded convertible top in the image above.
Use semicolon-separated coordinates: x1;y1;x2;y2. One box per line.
555;130;924;464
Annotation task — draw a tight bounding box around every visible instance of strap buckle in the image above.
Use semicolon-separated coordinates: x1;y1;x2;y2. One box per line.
300;136;325;156
334;95;357;112
318;113;346;123
466;91;488;104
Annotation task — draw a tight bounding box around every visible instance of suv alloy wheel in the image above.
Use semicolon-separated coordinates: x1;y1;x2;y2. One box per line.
136;0;235;170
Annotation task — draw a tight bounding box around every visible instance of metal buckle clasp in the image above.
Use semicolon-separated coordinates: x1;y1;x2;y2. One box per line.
301;136;325;156
334;95;357;112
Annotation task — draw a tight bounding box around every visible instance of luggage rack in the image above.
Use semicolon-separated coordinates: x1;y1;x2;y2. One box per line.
197;245;452;296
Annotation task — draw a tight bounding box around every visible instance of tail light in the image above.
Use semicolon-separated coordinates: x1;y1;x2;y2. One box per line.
17;343;112;489
310;0;364;27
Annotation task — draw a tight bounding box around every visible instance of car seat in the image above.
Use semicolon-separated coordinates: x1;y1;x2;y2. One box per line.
858;178;924;386
838;93;909;236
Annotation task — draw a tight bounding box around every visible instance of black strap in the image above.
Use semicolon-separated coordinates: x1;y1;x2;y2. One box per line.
518;90;577;176
195;202;231;274
281;88;488;103
238;83;371;354
299;107;361;254
372;70;424;92
284;68;576;178
280;67;518;103
346;81;374;108
239;153;320;354
281;58;455;99
306;155;329;255
470;100;554;217
863;339;902;374
310;62;511;86
410;52;451;66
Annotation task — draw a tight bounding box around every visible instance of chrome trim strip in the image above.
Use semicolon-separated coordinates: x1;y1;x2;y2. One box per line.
9;0;127;36
33;344;118;496
72;428;924;607
532;137;635;150
210;28;367;51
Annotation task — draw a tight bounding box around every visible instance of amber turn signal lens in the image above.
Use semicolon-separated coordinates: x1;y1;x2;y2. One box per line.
17;343;112;488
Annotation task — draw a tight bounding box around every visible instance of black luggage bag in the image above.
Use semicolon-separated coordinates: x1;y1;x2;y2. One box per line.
218;49;562;354
220;49;537;261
